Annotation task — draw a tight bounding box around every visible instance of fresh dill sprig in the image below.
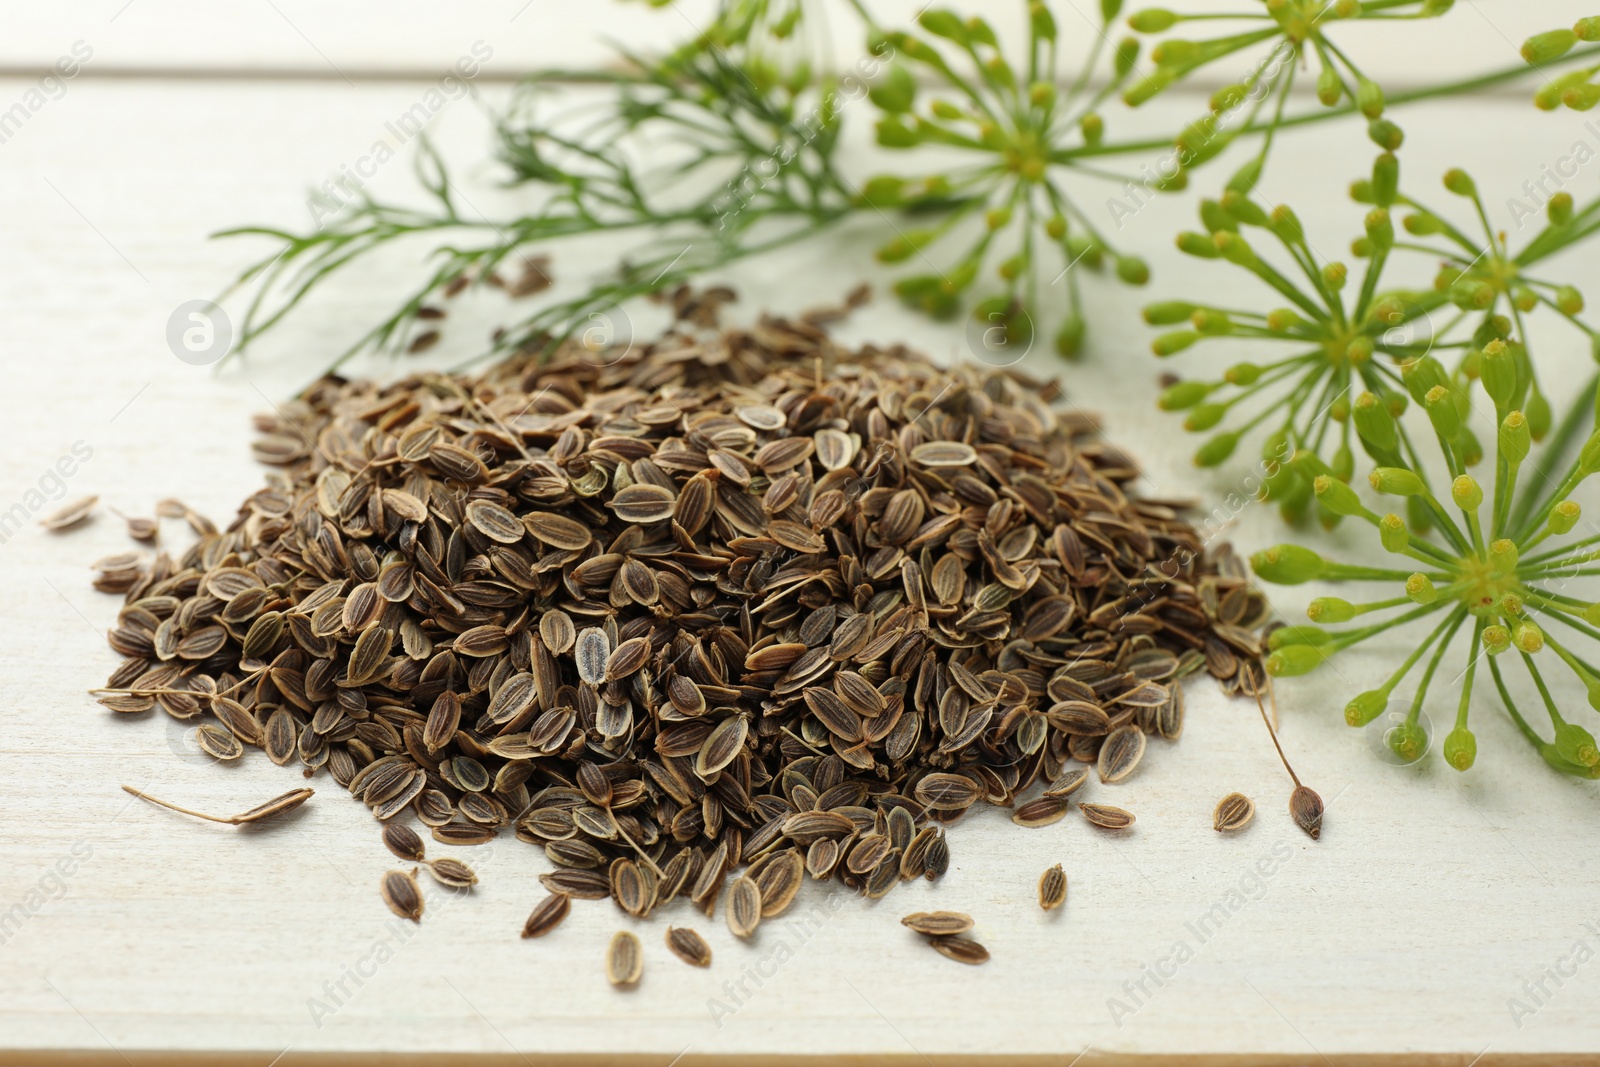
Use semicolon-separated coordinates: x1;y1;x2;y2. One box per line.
218;1;1600;371
1252;331;1600;777
220;2;855;368
1148;153;1598;528
860;2;1150;357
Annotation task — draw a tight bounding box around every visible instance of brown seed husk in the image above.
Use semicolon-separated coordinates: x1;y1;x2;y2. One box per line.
194;723;243;761
929;935;990;965
381;868;423;922
727;876;762;939
901;911;973;936
540;870;610;900
383;823;426;862
120;785;312;826
1213;792;1256;833
41;495;97;531
1011;795;1070;828
665;926;713;968
1290;786;1324;840
1096;725;1147;783
1042;767;1089;799
426;857;478;888
1079;803;1135;831
521;893;571;938
1038;864;1067;911
606;930;643;987
753;849;803;918
111;508;159;542
611;859;656;919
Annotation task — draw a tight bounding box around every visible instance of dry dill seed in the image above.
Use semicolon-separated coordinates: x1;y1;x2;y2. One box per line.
521;892;572;938
606;930;643;987
1096;725;1147;783
86;295;1263;952
120;785;312;826
1290;786;1325;840
727;876;762;939
1213;793;1256;833
383;823;427;862
40;495;97;531
1042;766;1089;798
432;823;496;847
1038;864;1067;911
929;936;990;965
665;926;713;968
110;507;158;542
846;833;891;875
611;859;655;918
1011;796;1070;828
1249;680;1324;842
426;858;478;888
808;839;841;879
901;911;973;936
1079;803;1136;831
194;723;243;761
923;832;950;881
262;709;295;766
753;850;803;918
381;868;424;922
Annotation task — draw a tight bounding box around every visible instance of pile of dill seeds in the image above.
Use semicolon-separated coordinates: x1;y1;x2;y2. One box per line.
91;293;1266;969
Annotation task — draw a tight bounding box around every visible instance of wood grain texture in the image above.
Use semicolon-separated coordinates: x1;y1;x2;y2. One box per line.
2;62;1600;1065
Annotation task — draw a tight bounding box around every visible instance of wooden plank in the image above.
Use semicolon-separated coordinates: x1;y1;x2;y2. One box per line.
2;74;1600;1064
0;0;1591;85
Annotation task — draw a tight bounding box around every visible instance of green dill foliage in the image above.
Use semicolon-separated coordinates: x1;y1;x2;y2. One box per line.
860;1;1150;358
222;0;857;365
1150;153;1599;528
1251;338;1600;778
221;0;1596;367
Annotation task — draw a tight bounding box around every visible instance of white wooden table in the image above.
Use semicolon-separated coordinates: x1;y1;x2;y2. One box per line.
4;4;1600;1064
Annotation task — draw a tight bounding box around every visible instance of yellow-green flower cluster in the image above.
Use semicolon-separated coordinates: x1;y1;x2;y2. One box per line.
1252;338;1600;777
1123;0;1454;180
1523;18;1600;110
1148;154;1596;529
863;2;1150;357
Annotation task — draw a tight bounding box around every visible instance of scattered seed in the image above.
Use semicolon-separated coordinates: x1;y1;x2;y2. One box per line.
929;935;990;965
665;926;713;967
382;823;426;862
521;893;571;938
381;868;424;922
1079;803;1135;831
1038;864;1067;911
120;785;312;826
426;858;478;888
606;930;643;987
1213;793;1256;833
1011;795;1069;828
1290;785;1324;840
111;508;158;542
40;495;97;531
1250;679;1322;842
901;911;973;936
